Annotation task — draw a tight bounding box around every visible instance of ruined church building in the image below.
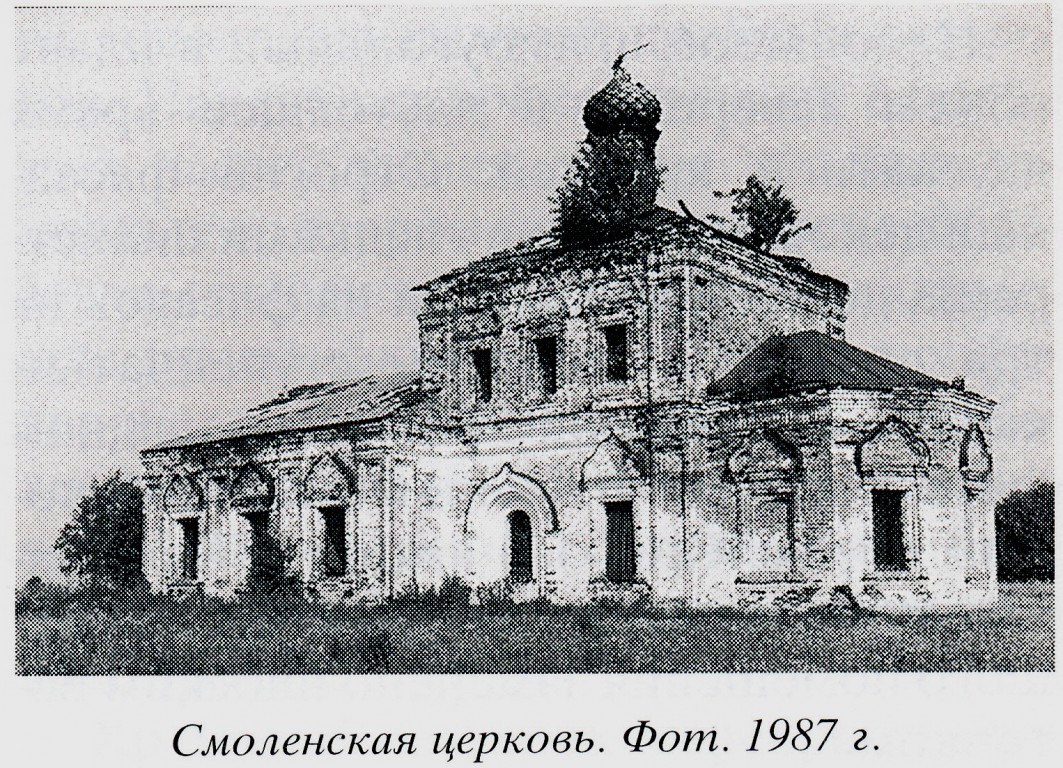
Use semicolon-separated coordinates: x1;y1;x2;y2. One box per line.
141;60;997;610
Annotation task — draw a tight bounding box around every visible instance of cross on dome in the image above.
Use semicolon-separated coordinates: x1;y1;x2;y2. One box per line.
582;45;661;143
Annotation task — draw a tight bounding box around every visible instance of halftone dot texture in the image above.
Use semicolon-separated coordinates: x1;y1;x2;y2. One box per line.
14;6;1052;676
14;584;1055;674
705;330;947;400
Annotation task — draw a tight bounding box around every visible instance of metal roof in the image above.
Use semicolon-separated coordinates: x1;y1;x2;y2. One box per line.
705;330;950;401
146;371;423;451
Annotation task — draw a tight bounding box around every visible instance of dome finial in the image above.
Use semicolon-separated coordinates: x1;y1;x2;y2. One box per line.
612;43;650;75
583;44;661;142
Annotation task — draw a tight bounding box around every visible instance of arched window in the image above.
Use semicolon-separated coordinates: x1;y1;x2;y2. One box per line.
164;475;203;583
959;424;993;581
508;510;533;583
727;431;800;581
231;463;275;539
855;418;929;576
304;454;355;579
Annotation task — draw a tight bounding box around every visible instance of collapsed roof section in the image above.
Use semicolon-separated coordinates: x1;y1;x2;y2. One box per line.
147;372;424;451
413;206;847;300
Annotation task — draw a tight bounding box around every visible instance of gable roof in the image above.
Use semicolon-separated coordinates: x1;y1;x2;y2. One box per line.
146;372;423;451
705;330;949;401
413;206;846;297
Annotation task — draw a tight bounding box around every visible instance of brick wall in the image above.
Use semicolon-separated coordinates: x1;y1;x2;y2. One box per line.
418;234;848;423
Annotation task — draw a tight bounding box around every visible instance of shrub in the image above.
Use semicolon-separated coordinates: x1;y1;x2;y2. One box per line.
709;174;812;253
438;575;472;607
997;481;1054;581
382;577;473;617
316;545;346;580
474;579;515;610
16;577;73;616
246;529;301;598
359;631;391;673
388;585;436;612
16;575;163;616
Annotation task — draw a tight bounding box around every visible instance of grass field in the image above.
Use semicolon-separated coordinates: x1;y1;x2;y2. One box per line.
15;582;1053;675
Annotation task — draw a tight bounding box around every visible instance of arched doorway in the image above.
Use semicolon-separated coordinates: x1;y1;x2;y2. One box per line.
508;510;533;583
464;464;557;595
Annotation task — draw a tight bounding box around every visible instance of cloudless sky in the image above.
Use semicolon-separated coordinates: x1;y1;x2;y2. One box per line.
14;5;1052;581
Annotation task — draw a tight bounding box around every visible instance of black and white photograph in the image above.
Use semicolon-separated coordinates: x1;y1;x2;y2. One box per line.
8;1;1057;764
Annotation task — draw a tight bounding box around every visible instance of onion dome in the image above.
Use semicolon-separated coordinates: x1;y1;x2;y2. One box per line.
582;58;661;142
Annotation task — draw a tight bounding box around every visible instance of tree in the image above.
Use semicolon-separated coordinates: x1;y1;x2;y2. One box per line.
552;133;663;243
996;480;1054;582
53;471;144;588
710;174;811;253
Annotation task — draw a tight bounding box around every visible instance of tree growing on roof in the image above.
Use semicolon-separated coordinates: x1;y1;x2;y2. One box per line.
708;174;812;253
551;133;663;244
54;471;145;589
552;47;665;244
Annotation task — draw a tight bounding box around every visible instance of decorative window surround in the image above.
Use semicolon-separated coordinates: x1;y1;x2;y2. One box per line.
727;431;802;583
580;433;649;587
303;454;357;581
588;309;641;402
465;464;558;595
527;333;562;402
164;474;204;585
855;418;929;580
959;424;994;583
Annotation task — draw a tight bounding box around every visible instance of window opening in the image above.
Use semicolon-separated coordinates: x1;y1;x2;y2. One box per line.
471;348;493;403
872;489;908;571
534;336;559;396
605;500;636;582
179;518;199;581
603;324;629;383
320;505;348;578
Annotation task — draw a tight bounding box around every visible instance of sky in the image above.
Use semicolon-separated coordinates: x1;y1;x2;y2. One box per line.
13;5;1052;582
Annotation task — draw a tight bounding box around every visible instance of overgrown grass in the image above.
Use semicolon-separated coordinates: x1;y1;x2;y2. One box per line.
15;582;1053;675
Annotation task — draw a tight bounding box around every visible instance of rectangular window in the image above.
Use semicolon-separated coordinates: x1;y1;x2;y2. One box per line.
605;500;636;582
740;495;794;577
872;489;908;571
320;505;348;578
603;324;629;383
471;348;493;403
179;518;199;581
534;336;559;396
